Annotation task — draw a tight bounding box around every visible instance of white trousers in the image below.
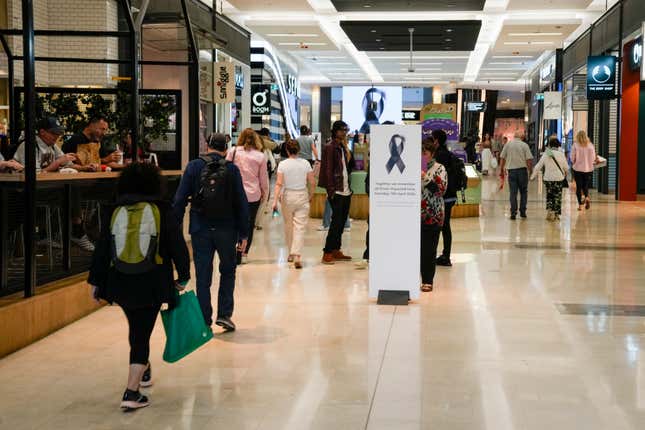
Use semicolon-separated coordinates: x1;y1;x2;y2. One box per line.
281;190;310;256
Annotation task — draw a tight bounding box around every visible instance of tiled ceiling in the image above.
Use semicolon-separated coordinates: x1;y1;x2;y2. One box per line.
223;0;609;86
340;21;481;52
507;0;593;9
330;0;485;12
245;22;338;52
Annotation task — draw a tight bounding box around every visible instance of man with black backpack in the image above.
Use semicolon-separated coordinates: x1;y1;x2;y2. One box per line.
432;130;468;267
173;133;249;332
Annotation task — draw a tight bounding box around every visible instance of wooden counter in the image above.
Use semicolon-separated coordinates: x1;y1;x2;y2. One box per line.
0;170;182;183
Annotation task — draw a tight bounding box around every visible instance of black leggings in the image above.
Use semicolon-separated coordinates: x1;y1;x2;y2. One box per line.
121;304;160;365
241;200;261;258
440;200;455;258
573;170;593;205
421;225;441;285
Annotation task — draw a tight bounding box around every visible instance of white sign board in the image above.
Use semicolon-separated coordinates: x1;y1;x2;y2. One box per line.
543;91;562;120
214;62;235;104
369;124;421;301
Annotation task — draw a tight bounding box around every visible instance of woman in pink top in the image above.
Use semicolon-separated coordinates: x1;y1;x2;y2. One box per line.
570;130;598;211
227;128;269;264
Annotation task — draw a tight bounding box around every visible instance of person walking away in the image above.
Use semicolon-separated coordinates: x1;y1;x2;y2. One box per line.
272;140;316;269
481;133;493;175
173;133;249;332
530;137;568;221
420;137;447;292
499;131;533;220
227;128;269;264
570;130;597;211
296;125;320;166
258;128;277;179
319;120;354;264
492;135;502;164
433;130;464;267
88;163;190;410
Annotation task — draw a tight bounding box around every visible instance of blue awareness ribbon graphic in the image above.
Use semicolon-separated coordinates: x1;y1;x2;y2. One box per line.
385;134;406;174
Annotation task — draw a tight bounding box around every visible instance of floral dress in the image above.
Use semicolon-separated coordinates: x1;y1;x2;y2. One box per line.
421;159;447;227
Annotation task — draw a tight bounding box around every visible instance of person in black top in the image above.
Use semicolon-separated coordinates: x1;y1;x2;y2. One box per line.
432;130;458;267
88;163;190;411
62;116;122;170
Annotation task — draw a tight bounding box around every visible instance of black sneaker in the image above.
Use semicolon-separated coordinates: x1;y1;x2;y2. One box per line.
510;215;517;220
120;389;149;411
140;363;152;388
520;213;527;219
436;256;452;267
215;316;236;332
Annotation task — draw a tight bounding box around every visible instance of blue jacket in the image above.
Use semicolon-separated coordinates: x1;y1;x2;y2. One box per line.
172;152;250;238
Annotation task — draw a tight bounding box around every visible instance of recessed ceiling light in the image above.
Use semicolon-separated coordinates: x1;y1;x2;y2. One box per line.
279;42;327;46
445;38;452;42
371;30;377;33
376;39;382;42
379;47;385;50
363;3;372;7
503;41;553;45
445;29;453;33
444;47;452;50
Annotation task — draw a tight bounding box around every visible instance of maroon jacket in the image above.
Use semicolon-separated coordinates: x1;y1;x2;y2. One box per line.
318;139;354;198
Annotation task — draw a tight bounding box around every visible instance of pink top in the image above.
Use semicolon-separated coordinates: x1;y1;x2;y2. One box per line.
570;142;596;173
227;147;269;203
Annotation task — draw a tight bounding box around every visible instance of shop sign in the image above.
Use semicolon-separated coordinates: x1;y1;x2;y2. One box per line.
214;62;235;103
540;56;556;85
402;110;420;121
543;91;562;120
572;74;588;111
285;74;300;98
587;55;617;100
251;85;271;115
629;37;642;71
420;103;456;121
534;93;544;101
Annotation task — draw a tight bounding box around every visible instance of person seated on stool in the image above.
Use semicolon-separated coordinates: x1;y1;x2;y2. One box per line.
63;116;123;171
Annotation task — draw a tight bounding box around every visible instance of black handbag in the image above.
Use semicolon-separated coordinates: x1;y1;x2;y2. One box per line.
548;152;569;188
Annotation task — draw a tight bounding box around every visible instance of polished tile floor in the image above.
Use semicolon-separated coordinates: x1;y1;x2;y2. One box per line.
1;177;645;430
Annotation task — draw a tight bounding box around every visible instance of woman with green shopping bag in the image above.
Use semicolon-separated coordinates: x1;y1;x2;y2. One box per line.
88;163;191;411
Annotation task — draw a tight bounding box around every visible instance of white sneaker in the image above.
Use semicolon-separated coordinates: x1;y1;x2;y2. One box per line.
344;227;351;232
354;260;368;270
317;226;329;231
71;235;95;252
240;255;249;265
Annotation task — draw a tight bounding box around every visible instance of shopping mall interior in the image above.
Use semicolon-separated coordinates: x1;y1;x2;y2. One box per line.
1;0;645;429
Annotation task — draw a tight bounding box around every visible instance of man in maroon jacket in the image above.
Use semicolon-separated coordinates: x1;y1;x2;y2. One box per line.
318;120;354;264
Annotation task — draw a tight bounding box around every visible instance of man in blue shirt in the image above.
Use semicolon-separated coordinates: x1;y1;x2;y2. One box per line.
173;133;249;331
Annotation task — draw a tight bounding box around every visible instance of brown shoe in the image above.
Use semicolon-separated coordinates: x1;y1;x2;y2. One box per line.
294;260;303;269
322;253;335;264
332;250;352;261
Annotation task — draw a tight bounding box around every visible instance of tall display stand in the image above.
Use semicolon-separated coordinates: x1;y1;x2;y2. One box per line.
368;125;421;304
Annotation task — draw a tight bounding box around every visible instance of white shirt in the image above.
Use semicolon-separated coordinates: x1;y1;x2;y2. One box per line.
277;158;312;191
336;150;351;196
531;148;568;182
14;136;70;172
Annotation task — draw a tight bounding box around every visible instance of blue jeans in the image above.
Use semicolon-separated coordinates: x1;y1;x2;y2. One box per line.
191;228;238;326
322;199;350;229
508;168;528;216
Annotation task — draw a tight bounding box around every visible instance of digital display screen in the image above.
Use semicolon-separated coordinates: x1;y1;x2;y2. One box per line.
466;101;487;112
342;86;402;134
587;55;617;100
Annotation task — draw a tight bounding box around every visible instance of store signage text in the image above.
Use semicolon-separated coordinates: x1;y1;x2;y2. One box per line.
214;62;235;104
402;110;420;121
629;37;642;71
587;55;617;100
235;70;244;89
251;85;271;115
285;74;300;98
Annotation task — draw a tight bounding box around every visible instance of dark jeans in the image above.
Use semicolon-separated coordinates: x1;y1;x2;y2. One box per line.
573;170;593;205
421;225;441;285
363;216;369;260
440;200;455;259
192;228;238;326
508;168;529;216
121;304;161;365
243;200;261;255
324;194;351;253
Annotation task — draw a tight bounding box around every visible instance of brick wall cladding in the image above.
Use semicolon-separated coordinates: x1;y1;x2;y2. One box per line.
8;0;119;87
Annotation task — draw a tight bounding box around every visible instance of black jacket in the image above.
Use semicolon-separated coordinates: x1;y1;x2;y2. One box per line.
88;195;190;309
435;145;457;200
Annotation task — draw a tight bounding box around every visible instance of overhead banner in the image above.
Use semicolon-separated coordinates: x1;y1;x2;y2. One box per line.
543;91;562;120
214;62;235;104
251;85;271;115
587;55;617;100
369;124;422;301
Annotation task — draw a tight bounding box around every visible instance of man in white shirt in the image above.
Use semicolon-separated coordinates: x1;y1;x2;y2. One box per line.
499;131;533;220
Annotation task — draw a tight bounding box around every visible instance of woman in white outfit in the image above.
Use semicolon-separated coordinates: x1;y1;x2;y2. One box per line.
272;140;316;269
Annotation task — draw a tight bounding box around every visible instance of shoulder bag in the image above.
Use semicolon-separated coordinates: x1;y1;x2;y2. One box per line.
548;152;568;189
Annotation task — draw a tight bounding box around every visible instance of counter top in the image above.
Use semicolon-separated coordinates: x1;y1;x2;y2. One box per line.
0;170;183;183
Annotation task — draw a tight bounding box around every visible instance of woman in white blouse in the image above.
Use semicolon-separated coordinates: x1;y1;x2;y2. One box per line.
531;137;569;221
272;140;316;269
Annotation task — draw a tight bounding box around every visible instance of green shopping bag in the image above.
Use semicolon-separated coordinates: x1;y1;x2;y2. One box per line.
161;290;213;363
